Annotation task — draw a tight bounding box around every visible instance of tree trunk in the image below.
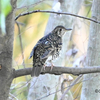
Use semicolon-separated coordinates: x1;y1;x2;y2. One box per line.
81;0;100;99
0;0;16;100
28;0;83;100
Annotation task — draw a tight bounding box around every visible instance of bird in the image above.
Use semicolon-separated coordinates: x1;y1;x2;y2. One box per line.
29;25;72;77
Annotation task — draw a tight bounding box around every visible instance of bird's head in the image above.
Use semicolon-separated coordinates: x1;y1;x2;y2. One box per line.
52;25;72;37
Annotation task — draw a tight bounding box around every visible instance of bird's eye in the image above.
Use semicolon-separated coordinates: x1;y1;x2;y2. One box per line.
60;29;62;31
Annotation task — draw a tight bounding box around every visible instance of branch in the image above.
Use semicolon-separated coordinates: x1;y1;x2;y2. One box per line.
15;10;100;24
14;66;100;78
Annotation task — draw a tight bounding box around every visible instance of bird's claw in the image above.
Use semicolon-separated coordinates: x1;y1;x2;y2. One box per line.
50;64;54;71
43;63;54;71
43;64;46;70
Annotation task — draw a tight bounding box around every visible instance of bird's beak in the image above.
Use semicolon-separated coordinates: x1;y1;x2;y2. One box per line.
65;28;72;31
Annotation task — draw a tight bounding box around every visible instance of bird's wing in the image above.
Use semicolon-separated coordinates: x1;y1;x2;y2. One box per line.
40;49;53;59
40;37;55;59
29;33;52;59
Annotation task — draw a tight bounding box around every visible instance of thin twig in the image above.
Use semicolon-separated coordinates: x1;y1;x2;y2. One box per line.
60;74;83;100
37;74;95;100
15;10;100;24
15;21;26;68
9;93;18;100
11;73;96;100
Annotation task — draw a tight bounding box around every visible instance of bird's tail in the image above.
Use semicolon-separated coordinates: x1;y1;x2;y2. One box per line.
31;66;42;77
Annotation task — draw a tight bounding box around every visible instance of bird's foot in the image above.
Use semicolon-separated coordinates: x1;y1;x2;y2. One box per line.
50;64;54;71
43;64;46;70
44;60;54;71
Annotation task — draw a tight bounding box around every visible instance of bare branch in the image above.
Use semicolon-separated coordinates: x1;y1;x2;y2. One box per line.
14;66;100;78
14;68;31;78
15;10;100;24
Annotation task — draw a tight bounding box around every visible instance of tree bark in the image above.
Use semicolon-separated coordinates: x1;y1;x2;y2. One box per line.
28;0;83;100
0;0;16;100
81;0;100;99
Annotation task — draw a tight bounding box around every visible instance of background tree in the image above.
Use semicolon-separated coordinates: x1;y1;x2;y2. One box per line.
0;0;17;100
81;0;100;99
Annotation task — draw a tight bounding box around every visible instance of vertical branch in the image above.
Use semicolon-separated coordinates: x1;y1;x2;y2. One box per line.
15;21;26;68
15;21;29;82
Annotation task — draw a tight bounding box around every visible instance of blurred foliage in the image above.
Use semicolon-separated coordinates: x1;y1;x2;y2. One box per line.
1;0;12;16
84;0;92;18
0;0;12;34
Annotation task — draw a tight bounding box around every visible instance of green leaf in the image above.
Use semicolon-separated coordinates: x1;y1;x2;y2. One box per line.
0;0;12;34
1;0;12;16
